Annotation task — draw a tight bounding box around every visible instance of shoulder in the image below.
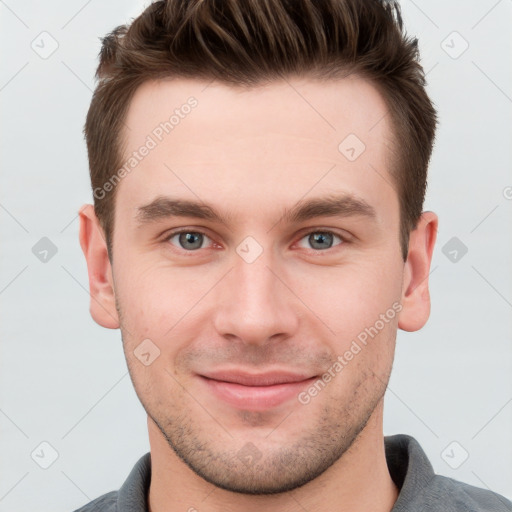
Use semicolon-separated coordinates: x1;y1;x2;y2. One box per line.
385;435;512;512
72;490;118;512
425;474;512;512
70;452;151;512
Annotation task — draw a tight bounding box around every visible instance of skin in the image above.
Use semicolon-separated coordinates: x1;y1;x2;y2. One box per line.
79;76;438;512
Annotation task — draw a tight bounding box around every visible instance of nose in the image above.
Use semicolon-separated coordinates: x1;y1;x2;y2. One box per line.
212;246;299;347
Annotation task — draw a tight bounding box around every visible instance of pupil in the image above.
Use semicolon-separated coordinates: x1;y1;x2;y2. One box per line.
311;232;332;250
180;232;202;249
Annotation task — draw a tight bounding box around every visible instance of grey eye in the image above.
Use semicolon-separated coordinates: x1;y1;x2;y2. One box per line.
297;231;343;251
170;231;210;251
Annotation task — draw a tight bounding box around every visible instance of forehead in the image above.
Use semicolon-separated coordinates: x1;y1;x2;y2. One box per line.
124;76;392;148
117;76;397;226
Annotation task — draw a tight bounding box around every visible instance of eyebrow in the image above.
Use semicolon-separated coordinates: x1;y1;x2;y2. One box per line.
135;193;377;227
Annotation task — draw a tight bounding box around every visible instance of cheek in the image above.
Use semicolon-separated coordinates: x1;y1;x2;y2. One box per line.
289;257;402;342
114;258;210;356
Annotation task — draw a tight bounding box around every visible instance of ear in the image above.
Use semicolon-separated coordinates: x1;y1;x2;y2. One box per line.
398;211;438;332
78;204;120;329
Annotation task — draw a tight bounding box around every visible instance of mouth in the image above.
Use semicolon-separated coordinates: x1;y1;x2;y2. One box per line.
197;370;318;411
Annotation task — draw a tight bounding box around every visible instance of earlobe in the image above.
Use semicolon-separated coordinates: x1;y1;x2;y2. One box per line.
397;211;438;332
79;204;120;329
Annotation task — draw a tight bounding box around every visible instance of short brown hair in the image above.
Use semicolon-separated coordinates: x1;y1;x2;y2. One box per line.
84;0;437;261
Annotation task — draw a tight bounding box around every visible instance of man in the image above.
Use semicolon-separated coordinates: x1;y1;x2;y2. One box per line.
76;0;511;511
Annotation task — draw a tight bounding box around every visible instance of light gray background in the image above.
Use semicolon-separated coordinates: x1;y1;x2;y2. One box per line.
1;1;511;510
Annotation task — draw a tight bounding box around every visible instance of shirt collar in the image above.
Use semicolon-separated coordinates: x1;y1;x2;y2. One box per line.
386;434;436;511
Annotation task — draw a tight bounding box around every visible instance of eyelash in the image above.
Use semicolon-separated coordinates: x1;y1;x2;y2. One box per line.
162;228;349;255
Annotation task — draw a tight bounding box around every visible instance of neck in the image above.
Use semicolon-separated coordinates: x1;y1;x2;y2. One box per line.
147;401;398;512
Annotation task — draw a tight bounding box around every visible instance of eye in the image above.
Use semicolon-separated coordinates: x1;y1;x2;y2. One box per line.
163;228;346;254
166;230;213;251
296;231;344;251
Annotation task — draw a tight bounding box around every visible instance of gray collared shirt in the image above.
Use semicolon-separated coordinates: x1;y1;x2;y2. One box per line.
72;434;512;511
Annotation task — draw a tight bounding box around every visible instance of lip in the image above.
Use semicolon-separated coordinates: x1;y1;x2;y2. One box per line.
197;370;317;411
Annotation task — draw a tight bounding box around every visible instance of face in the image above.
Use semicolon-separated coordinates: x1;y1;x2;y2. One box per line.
81;76;437;494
